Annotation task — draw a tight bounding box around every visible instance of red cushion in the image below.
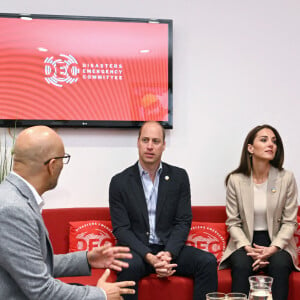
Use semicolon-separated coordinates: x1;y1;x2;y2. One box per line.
294;216;300;265
288;271;300;300
69;220;116;252
139;275;193;300
58;269;233;296
186;222;229;262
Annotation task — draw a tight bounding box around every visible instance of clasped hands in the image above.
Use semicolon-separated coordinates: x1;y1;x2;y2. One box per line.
87;244;136;300
145;251;177;278
245;243;278;271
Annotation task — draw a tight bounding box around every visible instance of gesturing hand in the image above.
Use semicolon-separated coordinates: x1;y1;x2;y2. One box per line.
97;269;136;300
87;244;133;272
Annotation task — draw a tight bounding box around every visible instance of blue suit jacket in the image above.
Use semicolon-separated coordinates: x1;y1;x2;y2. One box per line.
109;162;192;259
0;173;104;300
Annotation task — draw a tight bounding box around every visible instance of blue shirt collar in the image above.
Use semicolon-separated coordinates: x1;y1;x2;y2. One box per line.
138;161;162;177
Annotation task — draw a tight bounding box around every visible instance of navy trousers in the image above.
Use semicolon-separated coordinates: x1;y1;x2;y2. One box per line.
117;245;218;300
228;231;294;300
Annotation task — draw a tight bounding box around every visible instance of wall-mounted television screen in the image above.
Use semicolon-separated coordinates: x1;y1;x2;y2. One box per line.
0;13;173;128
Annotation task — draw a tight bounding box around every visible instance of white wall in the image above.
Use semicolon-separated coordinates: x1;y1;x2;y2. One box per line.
1;0;300;208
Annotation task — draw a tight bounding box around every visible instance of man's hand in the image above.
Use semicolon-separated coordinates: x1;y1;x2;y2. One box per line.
145;251;177;278
155;251;177;277
156;251;172;262
145;253;161;266
87;244;133;272
97;269;136;300
154;260;177;278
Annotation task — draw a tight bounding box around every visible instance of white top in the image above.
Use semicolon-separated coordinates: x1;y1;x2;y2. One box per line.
11;171;45;211
253;180;268;231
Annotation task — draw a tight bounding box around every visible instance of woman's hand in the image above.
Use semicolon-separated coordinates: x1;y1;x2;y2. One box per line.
246;244;279;271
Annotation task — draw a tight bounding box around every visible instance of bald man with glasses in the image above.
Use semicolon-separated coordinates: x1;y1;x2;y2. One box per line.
0;125;135;300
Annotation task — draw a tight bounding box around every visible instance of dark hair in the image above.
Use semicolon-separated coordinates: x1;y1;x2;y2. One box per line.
138;121;165;141
225;124;284;186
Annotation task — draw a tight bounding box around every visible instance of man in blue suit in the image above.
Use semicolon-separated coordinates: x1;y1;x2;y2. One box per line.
0;125;135;300
109;121;218;300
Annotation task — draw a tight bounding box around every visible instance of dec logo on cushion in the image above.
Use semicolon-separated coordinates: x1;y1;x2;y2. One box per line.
294;216;300;264
69;220;116;252
186;222;229;262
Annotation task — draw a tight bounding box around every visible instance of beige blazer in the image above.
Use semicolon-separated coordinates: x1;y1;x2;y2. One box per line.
219;166;299;270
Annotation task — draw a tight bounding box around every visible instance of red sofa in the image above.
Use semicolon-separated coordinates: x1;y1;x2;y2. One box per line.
42;206;300;300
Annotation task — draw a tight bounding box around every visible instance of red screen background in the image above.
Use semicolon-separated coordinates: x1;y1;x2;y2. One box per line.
0;17;170;122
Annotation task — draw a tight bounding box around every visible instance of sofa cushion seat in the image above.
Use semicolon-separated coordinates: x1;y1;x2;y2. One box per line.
43;206;300;300
58;269;232;298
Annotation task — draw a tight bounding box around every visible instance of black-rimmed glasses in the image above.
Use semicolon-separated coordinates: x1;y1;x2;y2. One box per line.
44;153;71;165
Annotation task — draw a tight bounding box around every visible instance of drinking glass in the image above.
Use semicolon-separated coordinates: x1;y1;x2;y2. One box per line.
206;292;226;300
226;292;247;299
248;275;273;300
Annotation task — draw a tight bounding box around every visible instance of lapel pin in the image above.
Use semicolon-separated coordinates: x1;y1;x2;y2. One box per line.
271;187;276;193
165;176;169;181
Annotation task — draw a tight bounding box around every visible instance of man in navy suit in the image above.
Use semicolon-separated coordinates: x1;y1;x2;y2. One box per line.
109;121;218;300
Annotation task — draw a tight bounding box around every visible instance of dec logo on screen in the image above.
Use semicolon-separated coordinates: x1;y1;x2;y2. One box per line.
44;54;80;87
